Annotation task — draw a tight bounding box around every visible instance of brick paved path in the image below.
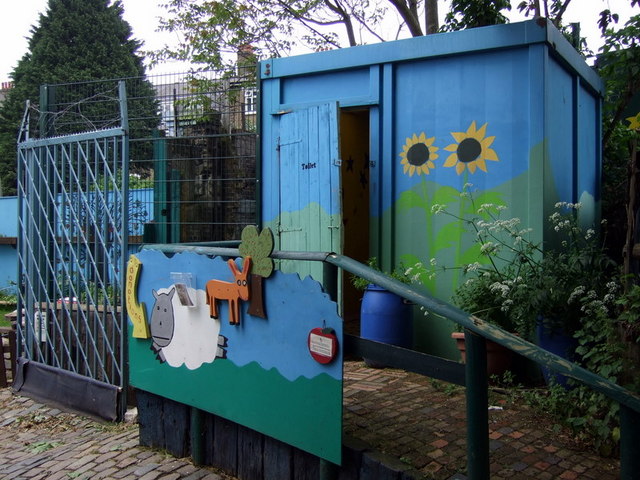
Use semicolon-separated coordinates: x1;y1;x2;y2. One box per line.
0;361;622;480
343;362;620;479
0;389;236;480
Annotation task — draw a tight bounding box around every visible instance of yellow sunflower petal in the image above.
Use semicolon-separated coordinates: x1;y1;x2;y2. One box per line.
444;153;458;167
418;132;427;143
481;135;496;149
468;162;477;174
476;159;488;172
451;131;466;143
409;165;416;176
456;162;466;175
444;143;458;152
430;144;439;153
427;160;435;170
473;122;487;140
412;133;419;143
426;136;436;147
484;148;499;162
467;121;477;136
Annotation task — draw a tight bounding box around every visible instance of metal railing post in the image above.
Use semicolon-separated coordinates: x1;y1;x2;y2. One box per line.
620;403;640;479
190;407;204;465
323;262;338;303
465;329;489;479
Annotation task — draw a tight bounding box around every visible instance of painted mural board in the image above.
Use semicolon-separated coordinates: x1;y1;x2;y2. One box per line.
127;249;343;464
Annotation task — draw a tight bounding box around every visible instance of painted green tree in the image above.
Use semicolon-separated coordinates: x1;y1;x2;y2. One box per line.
239;226;275;318
0;0;159;195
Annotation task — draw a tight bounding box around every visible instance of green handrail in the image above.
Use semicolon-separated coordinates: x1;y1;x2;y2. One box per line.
326;254;640;411
142;244;640;479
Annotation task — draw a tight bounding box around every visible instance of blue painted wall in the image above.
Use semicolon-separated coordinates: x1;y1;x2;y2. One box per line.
0;196;18;294
0;196;17;237
259;19;603;358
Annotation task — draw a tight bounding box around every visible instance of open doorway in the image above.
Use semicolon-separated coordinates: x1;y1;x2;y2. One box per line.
340;108;370;336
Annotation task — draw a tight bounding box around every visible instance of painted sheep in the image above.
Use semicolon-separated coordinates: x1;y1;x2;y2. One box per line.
150;286;227;369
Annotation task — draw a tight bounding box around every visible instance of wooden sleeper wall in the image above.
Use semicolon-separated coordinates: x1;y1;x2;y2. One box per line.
136;389;422;480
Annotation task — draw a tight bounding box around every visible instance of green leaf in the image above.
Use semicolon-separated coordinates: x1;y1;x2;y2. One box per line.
397;190;426;213
400;253;422;267
434;222;463;251
458;243;484;265
432;185;462;205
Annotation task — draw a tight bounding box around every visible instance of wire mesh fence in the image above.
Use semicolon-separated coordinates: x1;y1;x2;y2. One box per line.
14;64;259;411
24;64;259;245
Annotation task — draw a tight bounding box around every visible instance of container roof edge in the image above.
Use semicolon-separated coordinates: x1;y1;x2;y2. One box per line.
260;18;602;95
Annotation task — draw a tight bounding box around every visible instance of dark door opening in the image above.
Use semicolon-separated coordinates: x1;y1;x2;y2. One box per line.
340;108;370;336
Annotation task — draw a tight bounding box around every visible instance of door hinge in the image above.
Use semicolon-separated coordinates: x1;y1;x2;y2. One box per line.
278;138;302;147
278;226;303;233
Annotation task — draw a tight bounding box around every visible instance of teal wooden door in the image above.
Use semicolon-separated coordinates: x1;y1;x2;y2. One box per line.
277;102;342;285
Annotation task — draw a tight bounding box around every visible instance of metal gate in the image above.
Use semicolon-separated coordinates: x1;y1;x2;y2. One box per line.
15;81;129;420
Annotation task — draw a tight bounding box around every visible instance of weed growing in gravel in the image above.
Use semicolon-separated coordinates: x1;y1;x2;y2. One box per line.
26;440;62;453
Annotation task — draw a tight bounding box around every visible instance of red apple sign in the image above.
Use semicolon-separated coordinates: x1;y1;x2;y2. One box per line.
308;327;338;364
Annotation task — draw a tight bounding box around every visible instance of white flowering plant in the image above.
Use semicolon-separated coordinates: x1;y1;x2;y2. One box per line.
407;190;618;341
410;189;637;454
530;203;617;338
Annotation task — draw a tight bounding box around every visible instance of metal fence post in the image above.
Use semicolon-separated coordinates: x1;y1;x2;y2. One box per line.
465;329;489;479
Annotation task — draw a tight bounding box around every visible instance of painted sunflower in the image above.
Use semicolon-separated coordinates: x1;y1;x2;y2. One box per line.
443;121;499;175
399;132;439;177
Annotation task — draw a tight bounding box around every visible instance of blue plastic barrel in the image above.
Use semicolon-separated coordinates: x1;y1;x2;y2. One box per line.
536;322;577;387
360;284;412;348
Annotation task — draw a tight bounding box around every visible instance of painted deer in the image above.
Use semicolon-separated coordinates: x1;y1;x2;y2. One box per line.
206;257;252;325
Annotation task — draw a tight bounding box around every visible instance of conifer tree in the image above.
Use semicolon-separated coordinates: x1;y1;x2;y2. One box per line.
0;0;158;195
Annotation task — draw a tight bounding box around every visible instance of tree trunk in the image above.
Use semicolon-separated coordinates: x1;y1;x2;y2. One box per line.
247;274;266;318
425;0;439;34
624;138;639;290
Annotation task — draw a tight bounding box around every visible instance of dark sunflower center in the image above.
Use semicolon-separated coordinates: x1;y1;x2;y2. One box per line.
457;138;482;163
407;143;430;166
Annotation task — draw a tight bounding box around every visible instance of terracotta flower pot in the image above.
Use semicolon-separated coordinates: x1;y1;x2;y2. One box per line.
451;332;513;377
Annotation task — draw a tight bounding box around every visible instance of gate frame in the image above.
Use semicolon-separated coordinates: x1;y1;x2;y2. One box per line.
14;81;130;421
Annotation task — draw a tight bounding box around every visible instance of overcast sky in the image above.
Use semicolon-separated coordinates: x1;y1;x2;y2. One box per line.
0;0;637;81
